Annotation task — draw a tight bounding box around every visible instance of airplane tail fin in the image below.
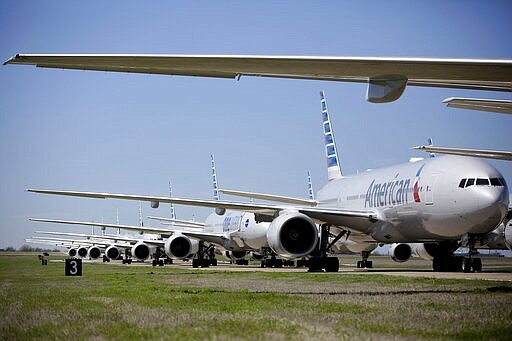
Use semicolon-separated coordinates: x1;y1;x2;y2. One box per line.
138;202;144;234
320;91;342;181
427;138;436;158
211;154;220;201
169;181;176;219
307;171;315;200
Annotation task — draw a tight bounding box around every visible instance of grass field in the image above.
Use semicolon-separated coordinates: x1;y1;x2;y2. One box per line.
1;254;511;340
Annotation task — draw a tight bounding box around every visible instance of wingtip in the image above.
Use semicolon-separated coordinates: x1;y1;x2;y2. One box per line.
3;54;20;66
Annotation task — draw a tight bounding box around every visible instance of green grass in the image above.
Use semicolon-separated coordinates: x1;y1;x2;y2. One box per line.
1;254;511;340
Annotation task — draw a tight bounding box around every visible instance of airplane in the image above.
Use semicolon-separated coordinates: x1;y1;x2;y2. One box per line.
27;88;510;272
4;54;511;106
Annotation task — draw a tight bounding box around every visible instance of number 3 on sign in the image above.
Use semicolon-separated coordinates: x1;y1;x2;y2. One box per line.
65;259;82;276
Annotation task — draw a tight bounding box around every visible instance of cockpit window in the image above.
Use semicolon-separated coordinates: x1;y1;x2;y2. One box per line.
490;178;503;186
466;178;475;187
458;179;466;188
499;178;507;187
476;178;489;186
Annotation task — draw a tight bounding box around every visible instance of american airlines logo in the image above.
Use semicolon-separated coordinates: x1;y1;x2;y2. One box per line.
364;178;412;208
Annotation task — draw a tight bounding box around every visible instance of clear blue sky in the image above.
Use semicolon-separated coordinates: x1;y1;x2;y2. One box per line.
1;1;511;248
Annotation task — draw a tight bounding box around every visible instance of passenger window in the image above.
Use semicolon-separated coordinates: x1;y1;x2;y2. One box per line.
476;178;489;186
458;179;466;188
466;178;475;187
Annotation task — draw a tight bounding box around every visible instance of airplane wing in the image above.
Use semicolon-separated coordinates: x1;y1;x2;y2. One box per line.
30;218;177;238
30;217;229;247
5;54;511;103
27;188;378;233
147;216;205;228
412;146;512;161
443;97;512;114
219;188;318;206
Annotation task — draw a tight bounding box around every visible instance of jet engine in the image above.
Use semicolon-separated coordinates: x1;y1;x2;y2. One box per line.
389;243;412;262
88;246;102;259
77;246;89;258
266;211;319;259
131;241;151;261
389;243;441;262
105;245;120;260
68;248;77;257
224;250;247;260
164;234;199;259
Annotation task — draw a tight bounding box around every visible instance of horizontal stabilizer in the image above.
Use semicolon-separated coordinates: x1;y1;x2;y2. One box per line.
443;97;512;114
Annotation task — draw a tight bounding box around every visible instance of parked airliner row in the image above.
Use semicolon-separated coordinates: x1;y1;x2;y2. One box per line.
28;90;509;272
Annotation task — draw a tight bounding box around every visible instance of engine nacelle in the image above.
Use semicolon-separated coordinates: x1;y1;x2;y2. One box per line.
88;246;102;259
131;241;151;261
330;239;377;254
77;246;89;258
411;243;441;261
266;211;318;259
389;243;412;263
164;234;199;259
224;250;247;260
505;220;512;251
105;245;120;260
68;248;77;257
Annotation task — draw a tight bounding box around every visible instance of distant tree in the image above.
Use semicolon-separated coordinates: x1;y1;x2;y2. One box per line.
5;246;16;252
18;244;34;252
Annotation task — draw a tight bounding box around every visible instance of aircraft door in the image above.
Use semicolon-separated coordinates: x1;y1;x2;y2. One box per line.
425;173;440;205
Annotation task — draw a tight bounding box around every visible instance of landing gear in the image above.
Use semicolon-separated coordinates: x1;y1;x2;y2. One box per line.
461;234;483;273
431;241;463;272
356;252;373;269
192;242;217;268
262;256;283;268
306;224;341;272
122;252;132;264
151;249;165;267
102;255;110;263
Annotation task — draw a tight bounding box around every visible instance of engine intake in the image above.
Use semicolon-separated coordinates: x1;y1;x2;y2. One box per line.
131;242;151;261
68;248;77;257
165;234;198;259
105;245;120;260
77;246;88;258
389;243;412;262
88;246;101;259
266;211;318;259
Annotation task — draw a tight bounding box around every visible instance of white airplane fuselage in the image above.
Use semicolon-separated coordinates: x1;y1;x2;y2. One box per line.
316;155;509;243
204;210;269;251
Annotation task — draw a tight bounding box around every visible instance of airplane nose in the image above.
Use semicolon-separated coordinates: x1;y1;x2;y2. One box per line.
478;186;509;212
473;186;509;233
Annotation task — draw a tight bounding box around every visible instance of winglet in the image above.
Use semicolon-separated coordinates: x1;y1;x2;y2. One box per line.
3;54;19;66
320;91;342;181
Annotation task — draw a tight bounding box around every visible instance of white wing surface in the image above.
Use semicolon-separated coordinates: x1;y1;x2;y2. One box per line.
413;146;512;161
27;189;378;232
